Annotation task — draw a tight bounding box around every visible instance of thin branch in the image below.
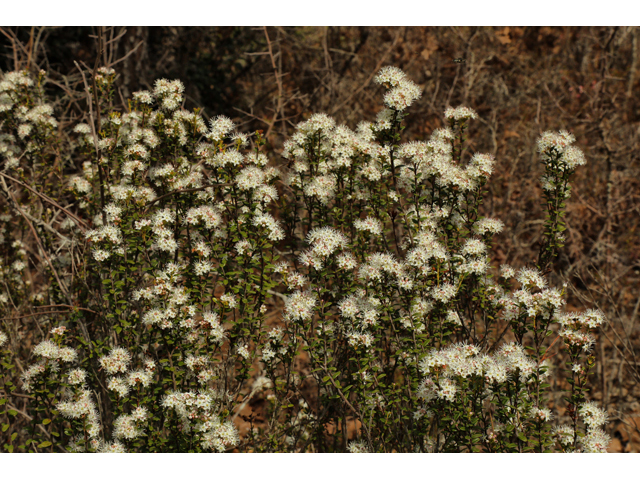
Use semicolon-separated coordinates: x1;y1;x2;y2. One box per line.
109;40;144;68
331;29;401;116
3;401;67;453
0;176;71;302
74;60;107;225
33;304;99;315
263;26;284;142
142;184;232;213
0;172;88;231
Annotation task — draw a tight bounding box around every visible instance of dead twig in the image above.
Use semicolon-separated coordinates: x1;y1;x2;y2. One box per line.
0;172;88;231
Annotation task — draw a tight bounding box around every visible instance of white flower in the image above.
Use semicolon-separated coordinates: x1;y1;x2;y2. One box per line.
99;347;132;375
252;376;272;393
375;66;407;87
284;291;317;323
127;369;153;388
194;260;213;276
74;123;92;135
531;407;552;422
107;377;130;398
517;267;546;289
236;166;265;190
154;79;184;111
252;213;285;242
348;440;369;453
235;240;252;256
336;253;357;270
306;227;348;258
12;260;26;271
499;264;515;279
99;441;127;453
461;238;487;256
33;340;59;359
582;428;611;453
66;369;86;385
383;78;422;111
220;293;237;309
132;90;153;104
430;283;456;303
17;124;32;139
113;413;144;440
474;218;504;235
347;330;374;349
579;402;608;429
304;175;337;205
237;344;250;359
354;216;383;236
444;106;478;121
297;113;335;134
208;116;235;142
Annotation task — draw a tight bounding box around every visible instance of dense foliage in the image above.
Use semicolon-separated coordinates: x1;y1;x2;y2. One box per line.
0;64;609;452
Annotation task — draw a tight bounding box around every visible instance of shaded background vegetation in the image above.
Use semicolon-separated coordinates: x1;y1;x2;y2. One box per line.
1;26;639;451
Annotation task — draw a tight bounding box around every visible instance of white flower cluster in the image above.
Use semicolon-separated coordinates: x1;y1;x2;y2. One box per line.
262;327;287;363
20;362;46;392
375;66;422;112
69;176;92;195
444;105;478;121
97;440;127;453
56;389;102;439
252;212;285;242
474;217;504;235
304;175;338;205
135;263;198;331
200;311;226;344
347;440;369;453
537;130;586;169
494;268;566;321
282;109;391;200
67;368;87;386
346;330;374;349
418;342;551;406
85;224;124;262
297;226;349;270
208;115;236;142
161;390;239;452
33;339;78;363
578;402;610;453
357;252;404;285
338;293;380;325
113;406;149;440
99;347;132;375
0;71;57;156
557;310;604;352
354;216;383;236
153;79;185;111
396;134;492;195
284;290;317;323
106;357;156;398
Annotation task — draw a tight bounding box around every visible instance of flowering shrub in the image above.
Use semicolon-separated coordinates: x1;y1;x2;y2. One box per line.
0;65;609;452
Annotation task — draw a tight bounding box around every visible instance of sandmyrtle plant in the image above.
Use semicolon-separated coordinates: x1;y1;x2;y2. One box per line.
0;64;609;452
